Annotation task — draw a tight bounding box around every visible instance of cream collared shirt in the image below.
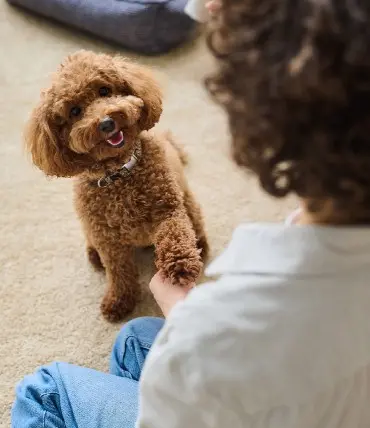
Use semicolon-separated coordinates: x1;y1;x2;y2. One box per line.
137;224;370;427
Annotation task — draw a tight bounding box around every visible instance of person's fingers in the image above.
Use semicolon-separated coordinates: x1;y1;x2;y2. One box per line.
149;270;195;317
149;271;164;285
171;282;196;294
149;270;195;294
149;271;167;293
206;0;221;14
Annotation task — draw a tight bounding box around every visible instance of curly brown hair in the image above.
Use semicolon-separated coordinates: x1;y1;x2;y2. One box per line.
207;0;370;222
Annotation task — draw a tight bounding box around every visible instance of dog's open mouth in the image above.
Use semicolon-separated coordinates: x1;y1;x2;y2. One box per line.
106;130;125;148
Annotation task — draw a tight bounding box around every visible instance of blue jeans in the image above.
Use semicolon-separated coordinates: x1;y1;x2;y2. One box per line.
11;317;164;428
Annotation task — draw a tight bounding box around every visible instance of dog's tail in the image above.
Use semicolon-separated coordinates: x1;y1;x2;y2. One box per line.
165;131;188;165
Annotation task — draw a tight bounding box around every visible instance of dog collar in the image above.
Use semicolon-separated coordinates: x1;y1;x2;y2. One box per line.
97;142;142;188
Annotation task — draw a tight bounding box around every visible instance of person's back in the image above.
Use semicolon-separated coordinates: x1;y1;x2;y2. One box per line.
137;0;370;426
139;225;370;427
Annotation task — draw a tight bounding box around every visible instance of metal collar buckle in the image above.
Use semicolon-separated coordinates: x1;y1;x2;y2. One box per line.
97;175;113;188
96;142;141;188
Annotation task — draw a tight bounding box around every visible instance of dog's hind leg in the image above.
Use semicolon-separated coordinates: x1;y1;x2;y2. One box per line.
84;228;105;271
87;246;105;271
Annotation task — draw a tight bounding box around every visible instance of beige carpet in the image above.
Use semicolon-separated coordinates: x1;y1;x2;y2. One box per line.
0;2;295;426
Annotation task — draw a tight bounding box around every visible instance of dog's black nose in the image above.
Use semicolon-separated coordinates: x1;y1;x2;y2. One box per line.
99;117;116;133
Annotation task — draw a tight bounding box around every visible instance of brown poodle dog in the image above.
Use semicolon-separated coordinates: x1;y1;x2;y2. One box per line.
25;50;208;322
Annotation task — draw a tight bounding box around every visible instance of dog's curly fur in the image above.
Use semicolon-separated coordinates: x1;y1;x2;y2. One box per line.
25;51;208;322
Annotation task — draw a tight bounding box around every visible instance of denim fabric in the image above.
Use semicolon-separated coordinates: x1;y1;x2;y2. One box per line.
11;317;164;428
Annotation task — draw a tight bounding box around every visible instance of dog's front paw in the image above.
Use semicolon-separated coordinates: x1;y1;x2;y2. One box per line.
100;291;138;323
159;251;203;286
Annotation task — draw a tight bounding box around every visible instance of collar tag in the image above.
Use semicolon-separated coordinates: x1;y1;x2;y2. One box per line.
97;142;142;188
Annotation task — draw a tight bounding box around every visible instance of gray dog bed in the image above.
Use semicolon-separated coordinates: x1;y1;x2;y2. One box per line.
7;0;196;54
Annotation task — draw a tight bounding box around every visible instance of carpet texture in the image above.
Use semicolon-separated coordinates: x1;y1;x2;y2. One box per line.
0;2;295;425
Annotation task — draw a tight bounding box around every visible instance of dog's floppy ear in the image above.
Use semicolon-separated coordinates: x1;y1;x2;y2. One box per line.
25;102;85;177
114;57;163;131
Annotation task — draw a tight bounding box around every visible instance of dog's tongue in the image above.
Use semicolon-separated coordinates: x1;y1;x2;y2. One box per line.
107;131;124;146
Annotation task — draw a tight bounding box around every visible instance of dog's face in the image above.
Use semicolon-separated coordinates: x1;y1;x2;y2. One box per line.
26;51;162;177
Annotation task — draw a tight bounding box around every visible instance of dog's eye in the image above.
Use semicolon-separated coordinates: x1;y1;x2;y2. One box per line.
70;106;82;118
99;87;111;97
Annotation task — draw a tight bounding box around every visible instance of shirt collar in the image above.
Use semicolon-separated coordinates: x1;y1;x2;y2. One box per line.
206;223;370;277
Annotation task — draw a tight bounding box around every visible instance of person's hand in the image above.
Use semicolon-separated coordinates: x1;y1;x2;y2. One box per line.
206;0;221;16
149;271;195;317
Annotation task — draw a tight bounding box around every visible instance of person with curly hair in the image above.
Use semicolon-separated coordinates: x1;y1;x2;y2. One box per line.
12;1;370;427
139;1;370;426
